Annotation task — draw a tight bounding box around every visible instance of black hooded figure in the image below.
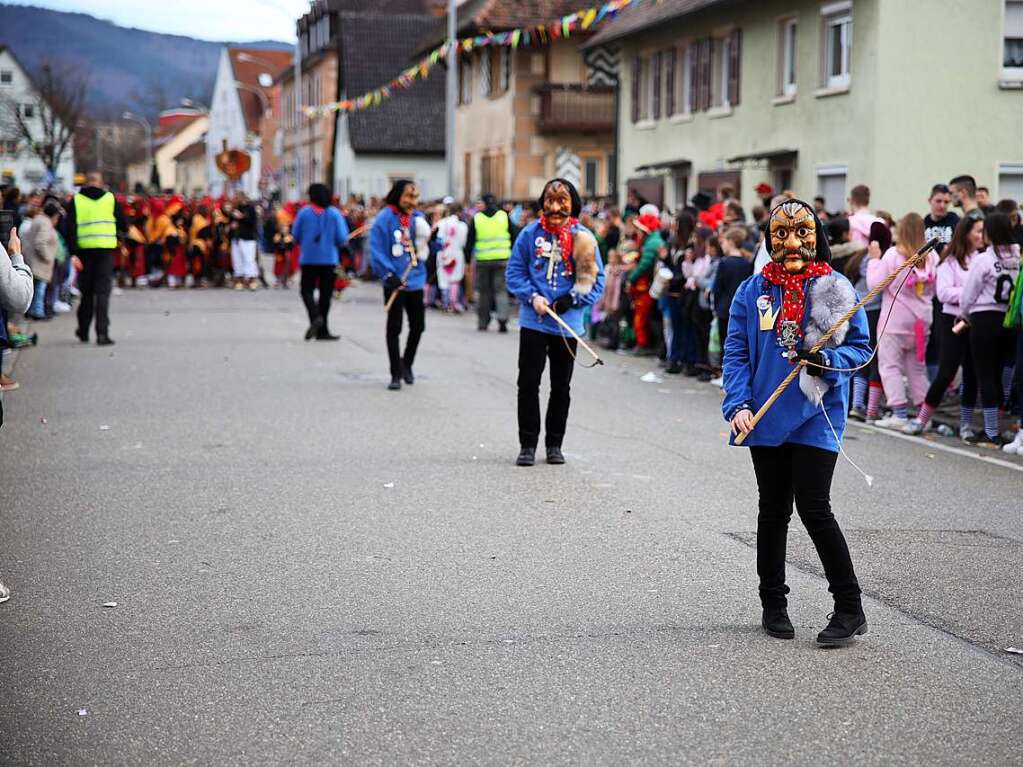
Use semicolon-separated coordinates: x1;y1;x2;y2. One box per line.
721;196;873;647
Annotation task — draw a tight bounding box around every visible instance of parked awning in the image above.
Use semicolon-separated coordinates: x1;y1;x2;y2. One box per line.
727;149;798;164
635;158;692;173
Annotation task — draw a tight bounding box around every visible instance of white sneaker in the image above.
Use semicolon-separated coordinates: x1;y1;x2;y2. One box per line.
710;376;724;388
902;419;925;435
53;300;72;313
875;415;909;430
1002;432;1023;454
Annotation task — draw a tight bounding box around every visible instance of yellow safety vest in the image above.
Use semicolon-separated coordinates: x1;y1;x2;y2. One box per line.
74;192;117;250
473;210;512;262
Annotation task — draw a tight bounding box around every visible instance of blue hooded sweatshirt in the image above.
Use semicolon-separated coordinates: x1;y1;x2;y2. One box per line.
721;271;871;452
291;205;349;267
370;206;428;291
505;220;605;337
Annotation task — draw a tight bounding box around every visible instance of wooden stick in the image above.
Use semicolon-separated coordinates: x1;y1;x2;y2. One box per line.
347;223;369;240
544;307;605;366
734;237;939;445
383;259;416;312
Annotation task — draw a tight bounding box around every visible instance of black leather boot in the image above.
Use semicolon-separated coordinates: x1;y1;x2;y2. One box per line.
516;447;535;467
816;610;867;646
387;377;402;391
762;607;795;639
545;446;565;465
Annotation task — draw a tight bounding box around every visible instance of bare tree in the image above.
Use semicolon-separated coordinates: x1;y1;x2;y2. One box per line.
0;59;89;181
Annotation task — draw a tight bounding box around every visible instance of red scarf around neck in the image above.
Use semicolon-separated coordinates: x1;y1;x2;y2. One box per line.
539;215;578;272
761;260;832;344
388;204;411;230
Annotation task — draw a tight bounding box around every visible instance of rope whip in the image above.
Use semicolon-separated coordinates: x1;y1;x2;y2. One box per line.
734;236;940;445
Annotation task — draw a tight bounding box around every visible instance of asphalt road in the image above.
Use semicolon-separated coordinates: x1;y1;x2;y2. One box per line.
2;280;1021;766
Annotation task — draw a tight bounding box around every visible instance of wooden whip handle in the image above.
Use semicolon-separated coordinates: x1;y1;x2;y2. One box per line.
383;258;417;312
544;307;605;365
732;237;940;446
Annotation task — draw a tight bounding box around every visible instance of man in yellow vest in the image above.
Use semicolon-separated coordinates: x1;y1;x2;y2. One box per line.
66;172;123;345
466;193;516;332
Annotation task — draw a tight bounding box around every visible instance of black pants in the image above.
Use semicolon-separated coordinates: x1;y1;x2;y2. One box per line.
924;313;977;409
969;311;1015;408
750;443;861;612
517;327;577;449
300;265;335;328
77;249;114;337
384;288;425;378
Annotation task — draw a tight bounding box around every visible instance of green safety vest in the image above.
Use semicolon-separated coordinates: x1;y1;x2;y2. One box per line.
74;192;117;250
473;210;512;262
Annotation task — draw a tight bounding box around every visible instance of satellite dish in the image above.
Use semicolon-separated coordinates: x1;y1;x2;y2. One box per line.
258;72;273;88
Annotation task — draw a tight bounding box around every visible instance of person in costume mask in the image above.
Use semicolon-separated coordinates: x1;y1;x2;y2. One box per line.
505;178;604;467
722;199;871;646
370;179;430;391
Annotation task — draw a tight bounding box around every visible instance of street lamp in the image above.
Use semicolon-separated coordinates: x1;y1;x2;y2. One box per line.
122;111;153;191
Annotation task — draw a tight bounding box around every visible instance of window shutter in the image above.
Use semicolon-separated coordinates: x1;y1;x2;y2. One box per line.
652;51;662;119
691;44;699;112
728;28;742;106
665;48;676;116
631;55;641;123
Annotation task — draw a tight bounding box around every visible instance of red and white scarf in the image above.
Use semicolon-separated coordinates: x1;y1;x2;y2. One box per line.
539;214;578;275
761;260;833;343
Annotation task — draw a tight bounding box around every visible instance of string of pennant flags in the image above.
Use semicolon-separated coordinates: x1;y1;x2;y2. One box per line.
302;0;642;118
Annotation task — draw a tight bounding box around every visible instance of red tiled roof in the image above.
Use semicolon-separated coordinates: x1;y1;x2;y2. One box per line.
228;47;293;132
173;139;206;162
584;0;738;48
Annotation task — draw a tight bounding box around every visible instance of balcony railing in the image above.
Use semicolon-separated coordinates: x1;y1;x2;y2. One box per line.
535;84;615;134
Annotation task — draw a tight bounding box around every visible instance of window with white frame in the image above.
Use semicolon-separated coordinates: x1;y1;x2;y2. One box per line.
480;49;491;97
821;2;852;89
712;37;729;107
676;45;693;114
778;17;798;96
637;56;651;120
1005;1;1023;79
499;47;512;92
998;163;1023;203
0;70;12;85
459;58;472;105
817;165;847;212
23;103;34;118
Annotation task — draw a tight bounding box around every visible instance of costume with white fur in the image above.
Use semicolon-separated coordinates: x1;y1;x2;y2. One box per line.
505;220;604;337
721;198;867;642
722;204;870;451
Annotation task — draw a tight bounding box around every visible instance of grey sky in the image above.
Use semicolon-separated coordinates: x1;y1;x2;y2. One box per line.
6;0;307;42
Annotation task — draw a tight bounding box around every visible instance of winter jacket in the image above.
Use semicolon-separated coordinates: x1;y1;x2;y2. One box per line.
505;220;605;337
866;246;938;335
935;255;972;317
29;214;58;283
722;271;871;452
0;241;33;313
959;244;1021;317
627;230;662;284
292;205;349;266
370;206;429;292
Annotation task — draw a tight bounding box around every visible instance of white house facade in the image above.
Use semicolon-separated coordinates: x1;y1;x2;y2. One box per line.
0;46;76;190
206;48;262;198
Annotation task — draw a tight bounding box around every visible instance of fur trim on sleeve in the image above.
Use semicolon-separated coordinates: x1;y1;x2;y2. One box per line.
573;229;598;295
